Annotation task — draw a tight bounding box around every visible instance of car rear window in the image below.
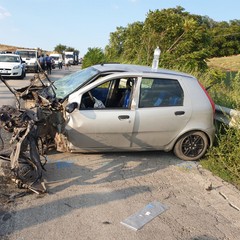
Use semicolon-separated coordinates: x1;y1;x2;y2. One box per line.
139;78;183;107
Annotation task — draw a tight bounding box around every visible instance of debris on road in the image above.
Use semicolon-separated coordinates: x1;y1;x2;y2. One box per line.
0;71;63;194
121;201;168;231
219;191;240;211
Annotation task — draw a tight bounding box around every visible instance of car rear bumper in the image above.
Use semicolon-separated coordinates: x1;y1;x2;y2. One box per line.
26;64;38;72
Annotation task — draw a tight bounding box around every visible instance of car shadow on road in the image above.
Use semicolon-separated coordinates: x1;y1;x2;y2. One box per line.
0;185;150;235
189;235;219;240
0;152;194;236
0;151;182;235
44;150;182;194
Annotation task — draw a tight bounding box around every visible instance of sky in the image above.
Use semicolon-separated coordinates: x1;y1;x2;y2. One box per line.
0;0;239;57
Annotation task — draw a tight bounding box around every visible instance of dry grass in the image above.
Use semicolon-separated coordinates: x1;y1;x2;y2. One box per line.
207;55;240;72
0;44;20;52
0;44;36;52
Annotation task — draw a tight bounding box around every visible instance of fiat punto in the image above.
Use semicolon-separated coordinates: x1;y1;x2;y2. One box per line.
53;63;215;161
0;53;26;79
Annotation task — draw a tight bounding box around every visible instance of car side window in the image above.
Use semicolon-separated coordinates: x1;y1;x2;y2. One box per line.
139;78;183;108
80;78;135;109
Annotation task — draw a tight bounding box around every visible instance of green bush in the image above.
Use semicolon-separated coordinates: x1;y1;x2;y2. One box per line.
201;123;240;189
177;67;240;110
207;70;240;109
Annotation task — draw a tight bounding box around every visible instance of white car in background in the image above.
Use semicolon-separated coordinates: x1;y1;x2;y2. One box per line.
0;53;26;79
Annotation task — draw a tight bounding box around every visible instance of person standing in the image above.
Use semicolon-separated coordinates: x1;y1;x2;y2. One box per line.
45;54;52;74
65;58;70;70
39;54;45;71
58;58;63;69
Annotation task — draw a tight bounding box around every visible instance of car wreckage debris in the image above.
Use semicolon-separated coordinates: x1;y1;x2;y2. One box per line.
0;71;64;194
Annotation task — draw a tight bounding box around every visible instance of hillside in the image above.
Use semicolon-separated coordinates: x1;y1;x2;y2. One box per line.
0;44;51;56
0;44;24;52
208;55;240;72
0;44;45;53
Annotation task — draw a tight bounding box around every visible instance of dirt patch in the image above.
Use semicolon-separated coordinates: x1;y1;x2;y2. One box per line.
0;175;13;206
0;158;17;212
0;129;21;218
0;174;18;240
0;161;28;237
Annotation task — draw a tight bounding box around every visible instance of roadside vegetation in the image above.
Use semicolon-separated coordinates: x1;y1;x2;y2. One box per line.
208;55;240;72
201;123;240;189
199;67;240;189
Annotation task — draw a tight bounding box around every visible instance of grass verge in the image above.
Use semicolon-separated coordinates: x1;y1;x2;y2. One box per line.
207;55;240;72
201;123;240;189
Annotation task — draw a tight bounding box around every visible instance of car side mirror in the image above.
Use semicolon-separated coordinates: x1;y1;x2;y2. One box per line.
65;102;78;113
22;60;26;63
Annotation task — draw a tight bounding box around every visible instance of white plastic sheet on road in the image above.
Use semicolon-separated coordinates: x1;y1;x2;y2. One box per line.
121;201;168;231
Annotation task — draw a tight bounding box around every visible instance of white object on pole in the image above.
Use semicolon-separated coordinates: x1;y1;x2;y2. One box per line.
151;46;161;70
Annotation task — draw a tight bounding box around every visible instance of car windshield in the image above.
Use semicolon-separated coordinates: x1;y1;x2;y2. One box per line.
16;51;36;58
54;66;100;99
0;55;20;62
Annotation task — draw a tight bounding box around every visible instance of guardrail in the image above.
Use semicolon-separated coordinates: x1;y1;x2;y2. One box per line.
215;104;240;127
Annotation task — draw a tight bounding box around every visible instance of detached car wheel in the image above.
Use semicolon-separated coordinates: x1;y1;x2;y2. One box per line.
173;131;208;161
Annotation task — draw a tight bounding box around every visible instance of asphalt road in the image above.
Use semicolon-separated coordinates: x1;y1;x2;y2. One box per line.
0;66;240;240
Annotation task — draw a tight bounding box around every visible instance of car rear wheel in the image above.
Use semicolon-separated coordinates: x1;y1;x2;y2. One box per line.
173;131;208;161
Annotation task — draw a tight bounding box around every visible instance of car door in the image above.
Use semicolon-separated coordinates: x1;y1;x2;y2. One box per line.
131;76;192;149
66;77;136;151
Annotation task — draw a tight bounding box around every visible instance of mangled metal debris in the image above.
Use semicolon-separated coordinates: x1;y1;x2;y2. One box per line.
0;70;64;194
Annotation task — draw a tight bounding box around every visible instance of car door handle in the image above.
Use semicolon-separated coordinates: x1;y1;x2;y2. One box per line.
118;115;130;120
175;111;185;116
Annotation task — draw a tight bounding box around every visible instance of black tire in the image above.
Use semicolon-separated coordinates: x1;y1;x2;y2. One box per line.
173;131;208;161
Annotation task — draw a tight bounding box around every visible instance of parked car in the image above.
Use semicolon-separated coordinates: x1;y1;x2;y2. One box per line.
49;63;215;161
0;53;26;79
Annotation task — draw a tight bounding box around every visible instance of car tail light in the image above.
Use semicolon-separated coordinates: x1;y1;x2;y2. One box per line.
198;81;215;115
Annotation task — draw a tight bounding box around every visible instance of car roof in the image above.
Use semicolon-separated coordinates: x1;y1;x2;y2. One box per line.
16;49;36;51
92;63;194;79
0;53;20;57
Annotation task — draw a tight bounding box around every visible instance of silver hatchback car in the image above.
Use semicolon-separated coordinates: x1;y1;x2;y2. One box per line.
53;63;215;161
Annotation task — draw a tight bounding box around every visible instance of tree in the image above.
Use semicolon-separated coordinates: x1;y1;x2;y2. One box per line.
104;6;239;72
53;44;80;55
82;47;105;68
113;22;144;64
105;26;127;62
66;47;75;52
210;20;240;57
54;44;67;54
105;6;215;71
